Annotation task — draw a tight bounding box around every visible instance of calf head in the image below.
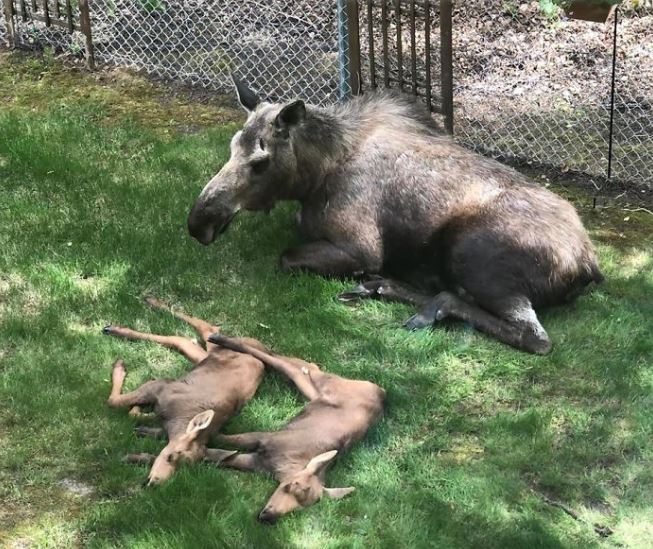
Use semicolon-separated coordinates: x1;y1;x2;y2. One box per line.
188;78;307;245
257;450;355;524
146;410;216;486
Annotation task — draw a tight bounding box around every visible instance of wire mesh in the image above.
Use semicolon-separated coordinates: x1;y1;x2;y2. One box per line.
452;3;653;189
87;0;348;105
3;1;652;188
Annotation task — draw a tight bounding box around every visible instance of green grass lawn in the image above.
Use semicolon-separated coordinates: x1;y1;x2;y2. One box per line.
1;51;652;548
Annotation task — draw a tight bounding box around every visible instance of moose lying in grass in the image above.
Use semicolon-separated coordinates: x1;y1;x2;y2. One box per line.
104;297;266;485
207;333;385;523
188;81;603;354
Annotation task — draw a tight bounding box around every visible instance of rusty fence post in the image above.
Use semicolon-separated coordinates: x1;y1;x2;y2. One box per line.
440;0;454;134
3;0;17;47
77;0;95;69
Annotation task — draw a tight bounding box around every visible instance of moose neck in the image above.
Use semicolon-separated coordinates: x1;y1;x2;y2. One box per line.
290;106;353;202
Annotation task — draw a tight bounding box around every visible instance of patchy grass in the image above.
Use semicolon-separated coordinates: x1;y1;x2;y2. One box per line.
1;51;652;548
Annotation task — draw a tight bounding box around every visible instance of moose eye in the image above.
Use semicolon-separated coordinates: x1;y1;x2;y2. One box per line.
250;156;269;175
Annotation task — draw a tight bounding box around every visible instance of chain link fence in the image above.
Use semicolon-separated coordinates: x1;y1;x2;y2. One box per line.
452;2;652;189
89;0;349;105
2;1;652;189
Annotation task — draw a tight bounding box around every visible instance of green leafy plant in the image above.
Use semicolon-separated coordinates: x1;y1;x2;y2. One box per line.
138;0;167;14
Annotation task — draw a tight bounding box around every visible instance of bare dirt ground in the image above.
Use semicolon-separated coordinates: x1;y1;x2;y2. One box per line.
452;1;653;188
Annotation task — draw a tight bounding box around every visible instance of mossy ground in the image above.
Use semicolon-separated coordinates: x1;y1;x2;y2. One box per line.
1;50;652;548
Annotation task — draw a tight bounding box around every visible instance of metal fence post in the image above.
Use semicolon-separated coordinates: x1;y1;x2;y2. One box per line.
337;0;349;101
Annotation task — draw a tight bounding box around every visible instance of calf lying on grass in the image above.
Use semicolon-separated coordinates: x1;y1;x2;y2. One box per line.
103;298;266;486
207;333;386;523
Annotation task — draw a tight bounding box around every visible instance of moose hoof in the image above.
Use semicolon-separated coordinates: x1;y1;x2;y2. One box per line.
102;325;114;335
338;285;372;303
404;314;433;331
338;279;385;303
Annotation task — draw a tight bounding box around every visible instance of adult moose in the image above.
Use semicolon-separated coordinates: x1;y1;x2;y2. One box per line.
188;81;602;354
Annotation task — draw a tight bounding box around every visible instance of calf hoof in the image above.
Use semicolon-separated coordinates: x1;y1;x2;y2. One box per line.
144;296;163;308
102;325;113;335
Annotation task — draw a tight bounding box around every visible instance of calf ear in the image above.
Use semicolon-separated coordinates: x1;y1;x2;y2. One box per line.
186;409;215;438
305;450;338;475
232;76;260;113
323;486;355;499
274;100;306;131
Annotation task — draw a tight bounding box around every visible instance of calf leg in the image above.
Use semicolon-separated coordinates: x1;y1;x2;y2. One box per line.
404;292;551;355
207;452;261;472
208;334;322;400
123;453;156;465
280;240;375;277
107;360;163;408
134;426;166;439
145;297;221;352
217;432;268;450
103;325;207;364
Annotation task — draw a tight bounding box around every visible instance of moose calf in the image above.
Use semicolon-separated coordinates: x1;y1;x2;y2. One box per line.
104;298;266;485
207;333;385;523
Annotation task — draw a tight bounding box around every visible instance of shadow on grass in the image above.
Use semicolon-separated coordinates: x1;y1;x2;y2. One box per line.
1;103;652;547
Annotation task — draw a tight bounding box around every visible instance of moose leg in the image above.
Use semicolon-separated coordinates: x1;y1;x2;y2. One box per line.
280;240;373;277
103;325;208;364
339;277;431;305
144;297;221;352
107;360;163;408
404;292;551;355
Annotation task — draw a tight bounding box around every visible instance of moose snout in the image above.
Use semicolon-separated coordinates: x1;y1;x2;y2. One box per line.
257;508;278;525
187;202;217;246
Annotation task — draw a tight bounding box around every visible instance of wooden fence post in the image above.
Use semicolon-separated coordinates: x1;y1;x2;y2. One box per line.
3;0;17;47
345;0;361;95
440;0;454;134
77;0;95;69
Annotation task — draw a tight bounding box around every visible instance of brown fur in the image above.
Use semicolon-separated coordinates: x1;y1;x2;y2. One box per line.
188;85;603;354
207;333;385;523
104;297;266;485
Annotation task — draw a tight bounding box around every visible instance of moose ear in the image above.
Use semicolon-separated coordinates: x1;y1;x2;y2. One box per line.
186;409;215;438
274;100;306;131
232;76;260;113
323;486;355;499
304;450;338;475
